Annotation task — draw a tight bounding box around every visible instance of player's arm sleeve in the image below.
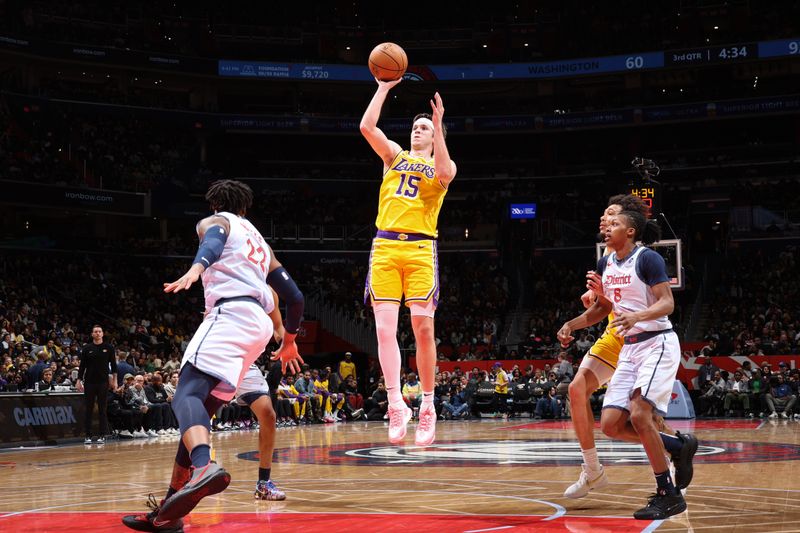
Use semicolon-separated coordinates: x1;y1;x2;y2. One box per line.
596;256;607;275
192;225;228;269
636;249;670;286
109;349;118;374
267;267;304;334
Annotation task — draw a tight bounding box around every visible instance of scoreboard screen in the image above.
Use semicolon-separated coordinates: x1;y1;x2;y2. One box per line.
628;185;660;218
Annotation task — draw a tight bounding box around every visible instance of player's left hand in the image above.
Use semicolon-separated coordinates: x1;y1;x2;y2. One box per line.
164;264;204;293
610;312;641;336
271;335;304;374
430;92;445;127
556;323;574;346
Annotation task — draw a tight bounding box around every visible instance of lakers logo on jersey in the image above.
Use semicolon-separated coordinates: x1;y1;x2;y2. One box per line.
375;151;448;238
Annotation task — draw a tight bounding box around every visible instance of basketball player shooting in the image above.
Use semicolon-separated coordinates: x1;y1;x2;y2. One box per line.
360;77;456;446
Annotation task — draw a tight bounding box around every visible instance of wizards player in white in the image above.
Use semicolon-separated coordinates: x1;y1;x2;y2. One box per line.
557;210;696;520
122;180;304;533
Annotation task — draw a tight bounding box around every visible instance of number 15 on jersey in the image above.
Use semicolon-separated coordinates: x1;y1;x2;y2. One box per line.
395;173;420;199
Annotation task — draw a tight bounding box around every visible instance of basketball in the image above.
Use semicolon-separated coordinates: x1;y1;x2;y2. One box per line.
368;42;408;81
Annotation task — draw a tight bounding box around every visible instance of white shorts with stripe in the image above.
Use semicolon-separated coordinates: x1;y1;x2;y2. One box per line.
234;364;270;406
602;331;681;416
181;299;272;402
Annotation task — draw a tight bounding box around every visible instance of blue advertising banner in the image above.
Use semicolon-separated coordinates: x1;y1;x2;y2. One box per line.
510;203;537;219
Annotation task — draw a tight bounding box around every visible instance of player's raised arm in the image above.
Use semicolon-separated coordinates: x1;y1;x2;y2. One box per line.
163;215;231;294
430;92;456;187
360;78;403;168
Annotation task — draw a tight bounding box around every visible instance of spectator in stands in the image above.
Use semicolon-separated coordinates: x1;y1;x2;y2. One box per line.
162;353;181;373
145;373;175;434
698;370;727;417
367;381;389;420
724;371;751;417
115;351;135;387
697;357;719;391
108;377;143;438
442;377;470;419
339;352;356;382
295;369;321;422
36;368;56;391
315;369;345;423
126;375;158;437
766;374;797;419
402;372;422;412
534;386;563;419
278;374;308;424
342;375;364;411
27;352;49;389
164;371;179;398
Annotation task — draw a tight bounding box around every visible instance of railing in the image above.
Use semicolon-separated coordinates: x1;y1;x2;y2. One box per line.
305;290;377;355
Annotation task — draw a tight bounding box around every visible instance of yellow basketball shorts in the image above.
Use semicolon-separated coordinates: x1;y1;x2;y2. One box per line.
364;235;439;307
588;330;623;370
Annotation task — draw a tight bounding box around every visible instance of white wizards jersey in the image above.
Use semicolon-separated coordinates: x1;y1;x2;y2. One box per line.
601;246;671;335
200;211;274;313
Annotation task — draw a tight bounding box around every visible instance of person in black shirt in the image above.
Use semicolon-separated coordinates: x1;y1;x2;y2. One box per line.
36;368;56;391
77;325;117;444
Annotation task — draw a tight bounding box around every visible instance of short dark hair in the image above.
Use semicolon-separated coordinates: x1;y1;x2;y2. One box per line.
413;113;447;138
205;179;254;215
617;209;661;245
92;324;102;330
607;194;648;217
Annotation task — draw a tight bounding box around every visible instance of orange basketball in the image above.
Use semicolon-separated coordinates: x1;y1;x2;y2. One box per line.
368;42;408;81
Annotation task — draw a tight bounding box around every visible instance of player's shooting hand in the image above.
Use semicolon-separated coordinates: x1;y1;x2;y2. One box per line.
271;334;304;375
586;271;603;297
556;323;574;347
610;312;641;336
164;264;204;294
430;92;445;126
376;77;402;90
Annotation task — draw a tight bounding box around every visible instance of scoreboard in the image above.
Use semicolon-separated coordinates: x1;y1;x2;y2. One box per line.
628;184;660;218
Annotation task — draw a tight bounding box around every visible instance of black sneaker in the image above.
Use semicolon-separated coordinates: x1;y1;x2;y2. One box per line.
633;492;687;520
671;432;699;489
156;462;231;522
122;494;184;532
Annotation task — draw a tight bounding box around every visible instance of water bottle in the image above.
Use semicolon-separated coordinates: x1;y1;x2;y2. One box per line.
34;382;39;392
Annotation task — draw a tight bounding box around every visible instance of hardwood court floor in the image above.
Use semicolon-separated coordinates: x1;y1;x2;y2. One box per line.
1;417;799;532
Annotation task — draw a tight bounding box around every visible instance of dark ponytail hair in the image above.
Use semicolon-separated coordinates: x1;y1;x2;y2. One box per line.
619;210;662;245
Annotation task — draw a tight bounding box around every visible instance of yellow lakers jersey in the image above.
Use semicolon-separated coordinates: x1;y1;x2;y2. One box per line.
375;151;448;237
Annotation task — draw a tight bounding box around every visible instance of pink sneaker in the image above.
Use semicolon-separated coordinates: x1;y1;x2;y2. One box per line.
415;403;437;446
388;404;412;443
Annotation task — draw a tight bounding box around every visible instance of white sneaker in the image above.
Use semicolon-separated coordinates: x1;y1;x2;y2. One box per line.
119;430;134;438
133;430;147;438
147;429;158;437
563;464;609;498
170;428;180;435
415;403;437;446
769;412;778;419
157;429;167;435
780;412;789;419
387;404;412;443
